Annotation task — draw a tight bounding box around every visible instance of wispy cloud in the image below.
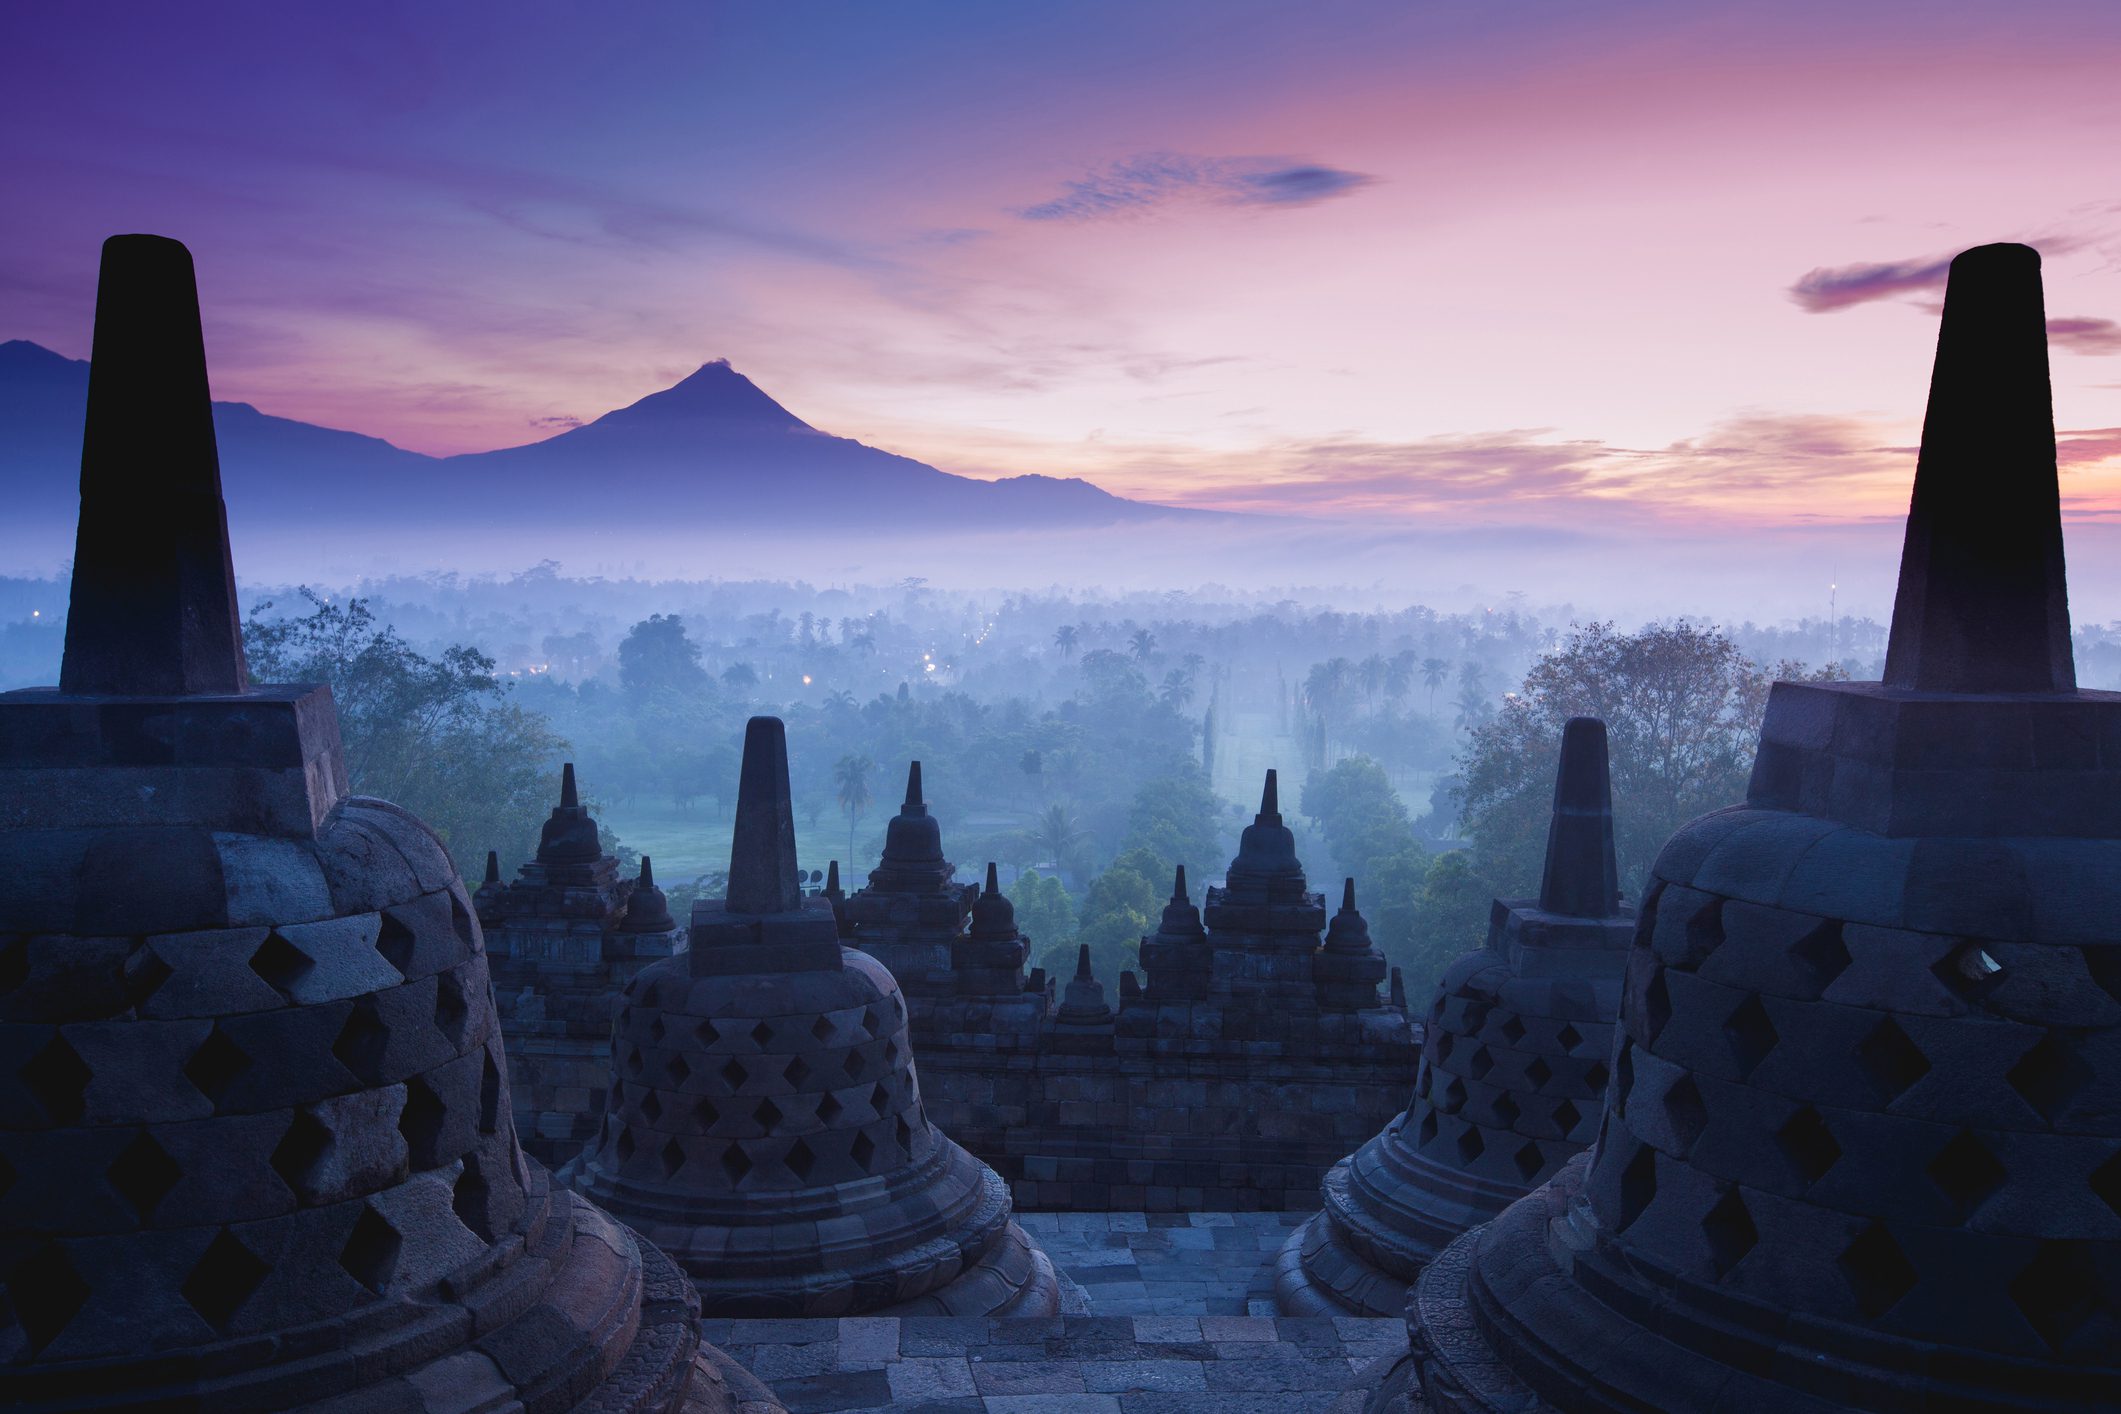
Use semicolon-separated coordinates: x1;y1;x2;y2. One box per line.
1020;153;1375;222
1787;254;1953;312
2048;317;2121;355
529;413;583;430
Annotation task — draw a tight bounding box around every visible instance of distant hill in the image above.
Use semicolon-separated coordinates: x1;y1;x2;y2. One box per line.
0;341;1195;540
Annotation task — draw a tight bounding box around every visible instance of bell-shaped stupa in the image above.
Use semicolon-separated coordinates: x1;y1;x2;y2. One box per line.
0;236;758;1412
564;718;1060;1317
1279;717;1633;1316
1407;244;2121;1412
839;762;978;997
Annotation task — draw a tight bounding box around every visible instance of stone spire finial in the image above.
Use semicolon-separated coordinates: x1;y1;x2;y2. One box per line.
484;849;501;884
823;859;844;900
1057;942;1114;1026
620;854;675;934
1536;716;1621;918
536;761;601;863
969;860;1017;939
1883;242;2074;693
875;758;946;875
1074;942;1093;981
726;715;805;915
986;860;1000;892
1261;769;1281;820
1226;768;1304;897
905;760;925;810
560;761;580;808
60;234;248;697
1322;877;1374;954
1172;864;1188;901
638;854;655;888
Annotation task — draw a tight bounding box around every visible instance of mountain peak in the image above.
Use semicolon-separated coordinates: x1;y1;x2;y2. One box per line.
599;358;811;431
0;339;87;378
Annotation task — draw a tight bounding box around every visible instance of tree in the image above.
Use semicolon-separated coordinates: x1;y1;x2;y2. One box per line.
1357;654;1387;716
834;753;874;870
1158;667;1195;711
1129;628;1157;663
1072;845;1162;983
1456;620;1838;899
1010;868;1077;961
1421;657;1450;719
1121;767;1224;880
1301;756;1417;884
1053;624;1079;659
721;661;759;694
617;614;707;700
1453;679;1493;734
1024;802;1089;884
245;591;566;879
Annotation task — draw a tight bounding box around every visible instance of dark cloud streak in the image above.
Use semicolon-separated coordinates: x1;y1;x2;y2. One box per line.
1021;152;1375;222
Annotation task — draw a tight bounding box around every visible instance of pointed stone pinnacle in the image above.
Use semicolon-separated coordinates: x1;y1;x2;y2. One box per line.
905;761;925;809
60;233;248;697
985;861;1000;893
1260;769;1280;821
560;762;579;809
1075;943;1093;981
824;860;842;896
1883;242;2074;693
1341;877;1357;913
483;850;500;885
726;716;804;915
1538;717;1621;919
638;855;655;887
1171;865;1188;902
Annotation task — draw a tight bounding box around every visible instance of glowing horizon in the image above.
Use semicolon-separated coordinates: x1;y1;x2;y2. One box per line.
3;1;2118;532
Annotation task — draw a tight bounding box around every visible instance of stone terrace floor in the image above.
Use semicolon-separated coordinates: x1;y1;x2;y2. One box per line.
702;1213;1416;1414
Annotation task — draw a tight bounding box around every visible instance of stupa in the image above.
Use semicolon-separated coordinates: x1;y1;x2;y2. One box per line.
482;765;683;1165
1406;244;2121;1411
563;718;1061;1317
0;236;761;1412
838;763;977;997
1279;717;1633;1316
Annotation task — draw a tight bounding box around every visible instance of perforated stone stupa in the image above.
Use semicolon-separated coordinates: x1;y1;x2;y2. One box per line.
0;235;761;1413
1405;243;2121;1412
1279;716;1633;1316
482;766;683;1165
563;717;1061;1317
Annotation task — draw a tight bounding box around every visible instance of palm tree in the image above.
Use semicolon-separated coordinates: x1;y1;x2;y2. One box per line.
1025;802;1087;884
1458;660;1487;699
1421;657;1449;719
1357;654;1387;717
1159;668;1195;711
1129;628;1157;663
1053;625;1079;658
722;661;759;693
1386;649;1415;709
834;754;874;870
824;688;856;714
1454;680;1492;734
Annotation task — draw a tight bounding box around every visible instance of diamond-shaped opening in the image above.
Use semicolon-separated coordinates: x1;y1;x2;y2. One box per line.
850;1129;877;1173
661;1136;686;1178
754;1097;783;1132
479;1049;503;1134
183;1026;249;1108
1642;969;1672;1046
123;944;173;1008
1701;1187;1758;1278
374;914;417;976
720;1058;749;1090
332;997;391;1084
1492;1093;1521;1129
1467;1046;1494;1080
695;1096;720;1129
1499;1015;1527;1045
1777;1105;1842;1185
10;1240;91;1351
182;1230;268;1332
108;1130;182;1223
1618;1143;1656;1230
695;1017;720;1048
2085;944;2121;1008
271;1110;331;1199
861;1006;882;1037
785;1056;811;1088
720;1143;753;1185
624;1046;645;1076
23;1031;92;1124
2091;1150;2121;1221
1839;1222;1915;1318
1722;994;1779;1079
1513;1141;1544;1183
453;1156;495;1239
2012;1242;2106;1353
870;1080;892;1114
1684;899;1725;969
616;1127;637;1162
1414;1062;1432;1099
884;1039;900;1067
1926;1129;2007;1218
667;1053;691;1086
843;1049;865;1079
1462;1002;1491;1034
1790;920;1851;991
648;1016;666;1045
1456;1125;1486;1165
1585;1058;1610;1093
339;1205;403;1293
1931;939;2005;1003
751;1021;775;1049
1856;1016;1930;1104
786;1137;817;1181
1552;1098;1583;1136
1441;1076;1467;1114
811;1015;835;1043
398;1075;448;1168
1525;1057;1553;1091
1417;1110;1440;1147
639;1090;663;1124
450;892;476;946
1556;1023;1584;1053
249;931;315;997
817;1091;844;1124
2008;1032;2090;1124
896;1115;914;1157
433;969;470;1044
1662;1074;1708;1156
1434;1032;1456;1062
